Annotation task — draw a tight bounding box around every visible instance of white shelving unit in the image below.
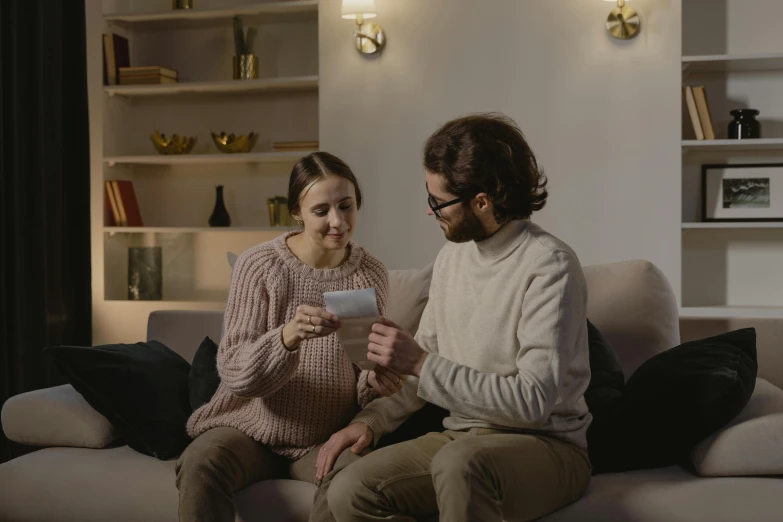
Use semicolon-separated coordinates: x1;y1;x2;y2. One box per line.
104;75;318;97
103;0;318;25
680;1;783;321
89;0;318;344
104;151;316;166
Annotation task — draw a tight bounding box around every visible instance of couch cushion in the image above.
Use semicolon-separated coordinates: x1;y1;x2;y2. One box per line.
147;310;225;363
588;328;757;474
1;384;116;449
387;264;433;336
691;378;783;477
0;445;317;522
582;259;679;380
539;465;783;522
45;341;192;460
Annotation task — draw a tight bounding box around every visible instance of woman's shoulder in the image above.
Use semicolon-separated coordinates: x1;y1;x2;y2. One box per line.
353;244;388;278
233;236;287;278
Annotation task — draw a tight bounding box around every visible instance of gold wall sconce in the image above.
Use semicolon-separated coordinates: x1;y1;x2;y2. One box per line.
605;0;641;40
342;0;386;55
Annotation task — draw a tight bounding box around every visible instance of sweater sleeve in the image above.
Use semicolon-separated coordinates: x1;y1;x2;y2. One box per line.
416;250;587;428
217;250;300;399
355;256;389;408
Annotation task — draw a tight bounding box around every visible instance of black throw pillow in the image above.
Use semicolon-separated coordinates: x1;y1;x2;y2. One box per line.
44;341;192;460
189;336;221;411
587;328;757;474
584;319;625;419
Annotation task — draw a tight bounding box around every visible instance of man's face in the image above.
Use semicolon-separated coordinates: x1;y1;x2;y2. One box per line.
425;171;486;243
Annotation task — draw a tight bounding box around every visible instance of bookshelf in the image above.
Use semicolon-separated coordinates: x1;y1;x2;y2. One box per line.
681;0;783;320
89;0;319;344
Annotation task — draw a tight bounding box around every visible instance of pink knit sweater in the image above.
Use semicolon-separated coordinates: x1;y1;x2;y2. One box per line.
186;232;388;459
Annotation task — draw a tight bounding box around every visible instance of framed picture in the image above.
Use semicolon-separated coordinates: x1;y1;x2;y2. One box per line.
701;163;783;222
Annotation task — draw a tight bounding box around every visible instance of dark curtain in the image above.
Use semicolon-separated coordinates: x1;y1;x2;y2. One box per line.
0;0;92;463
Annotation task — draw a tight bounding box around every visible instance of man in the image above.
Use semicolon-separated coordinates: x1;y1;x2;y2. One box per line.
321;113;592;522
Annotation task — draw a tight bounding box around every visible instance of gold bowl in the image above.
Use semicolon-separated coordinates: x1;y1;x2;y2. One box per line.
211;131;259;153
150;130;197;155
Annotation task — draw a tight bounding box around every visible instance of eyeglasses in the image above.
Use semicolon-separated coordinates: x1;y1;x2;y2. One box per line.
427;192;467;219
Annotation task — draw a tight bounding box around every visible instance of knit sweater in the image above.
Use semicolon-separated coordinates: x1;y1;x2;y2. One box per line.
187;232;389;459
353;220;593;448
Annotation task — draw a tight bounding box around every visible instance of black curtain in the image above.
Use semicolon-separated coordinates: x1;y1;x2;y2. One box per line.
0;0;92;462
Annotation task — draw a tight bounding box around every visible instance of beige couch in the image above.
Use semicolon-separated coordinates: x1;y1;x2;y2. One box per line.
2;260;783;522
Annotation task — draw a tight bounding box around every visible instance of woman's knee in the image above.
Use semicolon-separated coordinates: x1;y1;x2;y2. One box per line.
175;428;251;488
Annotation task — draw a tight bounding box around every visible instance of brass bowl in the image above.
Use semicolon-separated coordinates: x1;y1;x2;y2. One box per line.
150;130;197;155
211;131;259;154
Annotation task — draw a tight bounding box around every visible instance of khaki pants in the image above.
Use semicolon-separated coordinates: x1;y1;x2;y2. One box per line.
328;429;591;522
175;427;363;522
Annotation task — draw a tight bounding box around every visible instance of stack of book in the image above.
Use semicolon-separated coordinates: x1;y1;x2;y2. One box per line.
104;180;144;227
119;66;179;85
272;140;319;152
684;85;716;140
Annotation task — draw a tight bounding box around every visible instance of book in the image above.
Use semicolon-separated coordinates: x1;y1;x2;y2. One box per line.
684;86;704;140
105;181;119;226
103;33;130;86
110;181;127;226
114;180;144;227
119;76;179;85
692;86;716;140
119;66;178;80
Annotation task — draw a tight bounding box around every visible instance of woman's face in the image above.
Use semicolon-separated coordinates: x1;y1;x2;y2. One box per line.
294;175;357;251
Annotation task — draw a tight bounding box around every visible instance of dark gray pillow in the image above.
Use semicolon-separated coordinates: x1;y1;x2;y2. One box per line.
188;337;221;411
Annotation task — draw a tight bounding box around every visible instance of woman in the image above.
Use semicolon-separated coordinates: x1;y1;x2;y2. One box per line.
176;152;403;522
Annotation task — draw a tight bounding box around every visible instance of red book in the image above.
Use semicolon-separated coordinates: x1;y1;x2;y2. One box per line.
114;180;144;227
104;183;116;225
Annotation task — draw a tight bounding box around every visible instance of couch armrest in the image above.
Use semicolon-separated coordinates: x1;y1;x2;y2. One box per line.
1;384;116;449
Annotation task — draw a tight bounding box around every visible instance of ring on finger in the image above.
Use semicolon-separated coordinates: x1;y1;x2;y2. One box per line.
308;315;313;325
312;325;316;333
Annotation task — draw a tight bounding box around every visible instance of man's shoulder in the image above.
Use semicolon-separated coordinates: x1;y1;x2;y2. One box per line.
522;222;581;267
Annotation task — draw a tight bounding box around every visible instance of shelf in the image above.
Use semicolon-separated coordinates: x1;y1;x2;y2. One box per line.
682;222;783;229
103;1;318;26
104;76;318;98
105;226;292;234
682;52;783;73
682;138;783;152
104;151;316;166
680;306;783;320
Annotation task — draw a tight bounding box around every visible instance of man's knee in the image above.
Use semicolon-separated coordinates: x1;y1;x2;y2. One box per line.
430;438;486;484
327;460;365;518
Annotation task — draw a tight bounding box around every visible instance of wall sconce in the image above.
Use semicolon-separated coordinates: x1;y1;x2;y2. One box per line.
342;0;386;55
604;0;641;40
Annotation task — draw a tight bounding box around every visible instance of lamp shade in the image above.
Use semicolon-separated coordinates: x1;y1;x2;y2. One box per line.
342;0;377;19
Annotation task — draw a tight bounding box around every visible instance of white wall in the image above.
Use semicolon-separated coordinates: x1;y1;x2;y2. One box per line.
319;0;683;302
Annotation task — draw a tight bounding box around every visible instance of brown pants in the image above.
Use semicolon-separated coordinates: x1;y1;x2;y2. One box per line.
175;427;362;522
328;429;591;522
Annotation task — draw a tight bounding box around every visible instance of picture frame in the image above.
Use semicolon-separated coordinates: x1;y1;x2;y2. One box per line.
701;163;783;222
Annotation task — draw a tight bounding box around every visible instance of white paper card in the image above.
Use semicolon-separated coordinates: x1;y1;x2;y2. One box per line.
323;288;381;364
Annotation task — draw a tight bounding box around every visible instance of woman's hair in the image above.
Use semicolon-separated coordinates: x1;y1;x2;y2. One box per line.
423;112;548;223
288;152;363;215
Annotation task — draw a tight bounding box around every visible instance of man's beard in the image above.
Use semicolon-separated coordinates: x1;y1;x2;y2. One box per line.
442;205;487;243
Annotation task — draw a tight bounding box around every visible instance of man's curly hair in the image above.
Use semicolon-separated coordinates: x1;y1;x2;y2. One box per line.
423;113;548;222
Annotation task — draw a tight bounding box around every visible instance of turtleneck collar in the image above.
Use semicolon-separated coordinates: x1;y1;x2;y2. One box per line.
474;220;531;260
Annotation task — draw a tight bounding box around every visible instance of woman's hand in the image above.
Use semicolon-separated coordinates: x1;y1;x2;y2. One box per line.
282;305;341;350
368;365;406;397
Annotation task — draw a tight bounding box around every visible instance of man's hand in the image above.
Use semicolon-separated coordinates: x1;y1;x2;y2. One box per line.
316;422;373;481
368;319;428;377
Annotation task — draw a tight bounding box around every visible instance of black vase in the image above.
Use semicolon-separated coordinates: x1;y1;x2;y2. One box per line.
209;185;231;227
728;109;761;139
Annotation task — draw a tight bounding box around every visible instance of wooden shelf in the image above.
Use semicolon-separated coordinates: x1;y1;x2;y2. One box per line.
682;138;783;152
105;76;318;98
104;151;315;166
682;222;783;229
103;1;318;26
682;53;783;74
680;306;783;319
105;226;292;234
